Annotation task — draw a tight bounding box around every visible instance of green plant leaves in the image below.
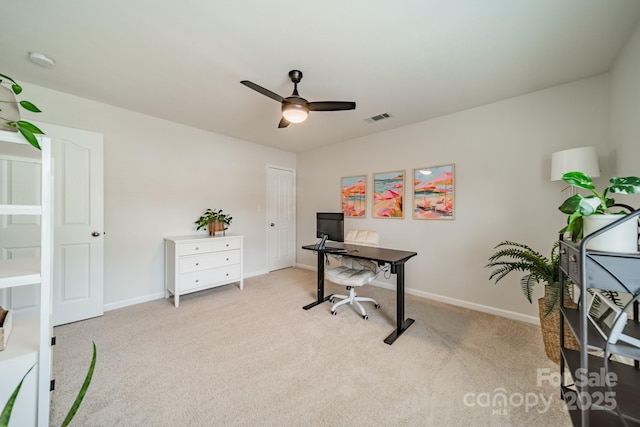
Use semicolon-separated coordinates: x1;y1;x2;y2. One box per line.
17;121;44;150
542;285;560;318
0;366;35;427
608;176;640;195
1;343;96;427
486;241;556;301
559;212;584;243
62;342;96;427
486;241;571;314
561;171;595;190
1;72;44;150
18;100;41;113
195;209;233;230
17;121;44;134
558;194;600;215
0;73;18;87
558;171;640;241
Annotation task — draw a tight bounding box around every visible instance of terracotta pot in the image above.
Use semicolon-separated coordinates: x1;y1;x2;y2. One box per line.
208;220;226;236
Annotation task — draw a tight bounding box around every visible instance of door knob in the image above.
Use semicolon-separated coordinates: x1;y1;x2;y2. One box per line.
91;231;101;237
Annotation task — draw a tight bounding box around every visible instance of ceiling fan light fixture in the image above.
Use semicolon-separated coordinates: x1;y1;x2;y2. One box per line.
241;70;354;128
282;104;309;123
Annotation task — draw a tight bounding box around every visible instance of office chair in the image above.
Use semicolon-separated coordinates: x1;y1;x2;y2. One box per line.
326;230;380;319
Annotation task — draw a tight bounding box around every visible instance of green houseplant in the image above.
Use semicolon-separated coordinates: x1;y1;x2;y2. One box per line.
195;209;233;236
558;171;640;243
486;241;578;363
0;73;45;150
486;240;570;317
1;343;96;427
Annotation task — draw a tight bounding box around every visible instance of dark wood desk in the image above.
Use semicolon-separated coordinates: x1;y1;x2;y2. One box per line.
301;242;418;345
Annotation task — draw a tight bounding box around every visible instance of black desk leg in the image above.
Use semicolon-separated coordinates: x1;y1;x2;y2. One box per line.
384;263;415;344
303;252;332;310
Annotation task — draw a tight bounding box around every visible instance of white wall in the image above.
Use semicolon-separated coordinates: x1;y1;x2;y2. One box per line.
15;63;628;321
19;82;296;309
297;75;611;323
611;21;640;206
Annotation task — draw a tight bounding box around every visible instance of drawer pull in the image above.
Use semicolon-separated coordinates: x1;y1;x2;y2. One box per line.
195;279;199;283
569;255;577;263
226;258;229;261
560;248;566;254
195;263;199;266
226;244;229;247
195;247;199;251
226;273;229;276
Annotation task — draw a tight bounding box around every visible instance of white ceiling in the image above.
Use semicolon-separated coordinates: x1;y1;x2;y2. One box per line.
2;1;640;153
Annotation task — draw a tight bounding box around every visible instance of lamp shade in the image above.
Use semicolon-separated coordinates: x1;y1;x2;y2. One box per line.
550;146;600;181
282;104;309;123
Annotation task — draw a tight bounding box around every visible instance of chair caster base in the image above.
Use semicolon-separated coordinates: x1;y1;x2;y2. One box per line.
331;310;337;316
375;304;380;309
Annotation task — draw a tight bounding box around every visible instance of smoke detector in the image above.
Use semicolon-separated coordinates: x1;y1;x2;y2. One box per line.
29;52;56;68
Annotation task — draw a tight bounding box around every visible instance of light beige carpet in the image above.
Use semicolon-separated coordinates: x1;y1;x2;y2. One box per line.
50;267;571;426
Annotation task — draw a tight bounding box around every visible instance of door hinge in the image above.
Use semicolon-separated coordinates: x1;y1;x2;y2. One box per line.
50;379;55;391
51;336;56;346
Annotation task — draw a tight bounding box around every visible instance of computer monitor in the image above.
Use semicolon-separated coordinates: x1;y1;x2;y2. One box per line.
316;212;344;249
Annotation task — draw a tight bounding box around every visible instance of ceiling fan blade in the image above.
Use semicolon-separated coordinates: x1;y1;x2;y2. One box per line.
308;101;356;111
240;80;284;103
278;117;290;128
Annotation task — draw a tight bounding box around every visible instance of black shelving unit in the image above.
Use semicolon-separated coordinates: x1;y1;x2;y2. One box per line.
559;209;640;427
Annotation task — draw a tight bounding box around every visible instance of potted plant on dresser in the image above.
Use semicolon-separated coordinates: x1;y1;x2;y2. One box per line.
558;171;640;252
486;240;579;364
195;209;233;236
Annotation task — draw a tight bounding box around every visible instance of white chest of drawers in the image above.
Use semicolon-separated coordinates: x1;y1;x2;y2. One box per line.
164;234;243;307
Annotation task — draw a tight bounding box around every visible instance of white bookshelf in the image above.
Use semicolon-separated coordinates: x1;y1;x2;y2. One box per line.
0;130;52;427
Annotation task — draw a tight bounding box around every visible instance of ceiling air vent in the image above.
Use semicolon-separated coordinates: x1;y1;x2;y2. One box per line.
364;113;391;124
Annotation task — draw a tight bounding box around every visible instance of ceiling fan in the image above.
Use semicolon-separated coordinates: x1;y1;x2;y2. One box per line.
241;70;356;128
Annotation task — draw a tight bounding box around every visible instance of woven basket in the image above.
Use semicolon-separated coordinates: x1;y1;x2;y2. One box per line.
0;307;12;351
208;220;226;236
538;297;580;364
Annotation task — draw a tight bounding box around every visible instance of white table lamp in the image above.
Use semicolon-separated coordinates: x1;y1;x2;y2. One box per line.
550;146;600;181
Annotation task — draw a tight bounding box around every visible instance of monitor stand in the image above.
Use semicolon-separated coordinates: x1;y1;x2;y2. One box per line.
318;234;328;250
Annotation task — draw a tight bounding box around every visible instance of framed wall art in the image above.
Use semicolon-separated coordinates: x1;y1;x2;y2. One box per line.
341;175;367;217
372;170;404;218
412;164;454;219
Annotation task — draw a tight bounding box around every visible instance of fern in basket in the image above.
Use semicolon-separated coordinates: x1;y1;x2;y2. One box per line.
486;241;571;317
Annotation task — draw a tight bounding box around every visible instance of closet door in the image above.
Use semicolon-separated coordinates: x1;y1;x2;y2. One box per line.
267;165;296;271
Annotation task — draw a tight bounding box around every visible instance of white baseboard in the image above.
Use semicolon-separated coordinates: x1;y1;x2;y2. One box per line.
298;263;540;326
104;292;166;312
245;269;268;278
104;270;269;312
104;265;540;326
399;285;539;325
296;263;315;271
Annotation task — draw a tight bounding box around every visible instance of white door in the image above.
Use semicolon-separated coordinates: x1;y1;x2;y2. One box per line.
267;166;295;271
0;126;103;325
45;123;104;326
